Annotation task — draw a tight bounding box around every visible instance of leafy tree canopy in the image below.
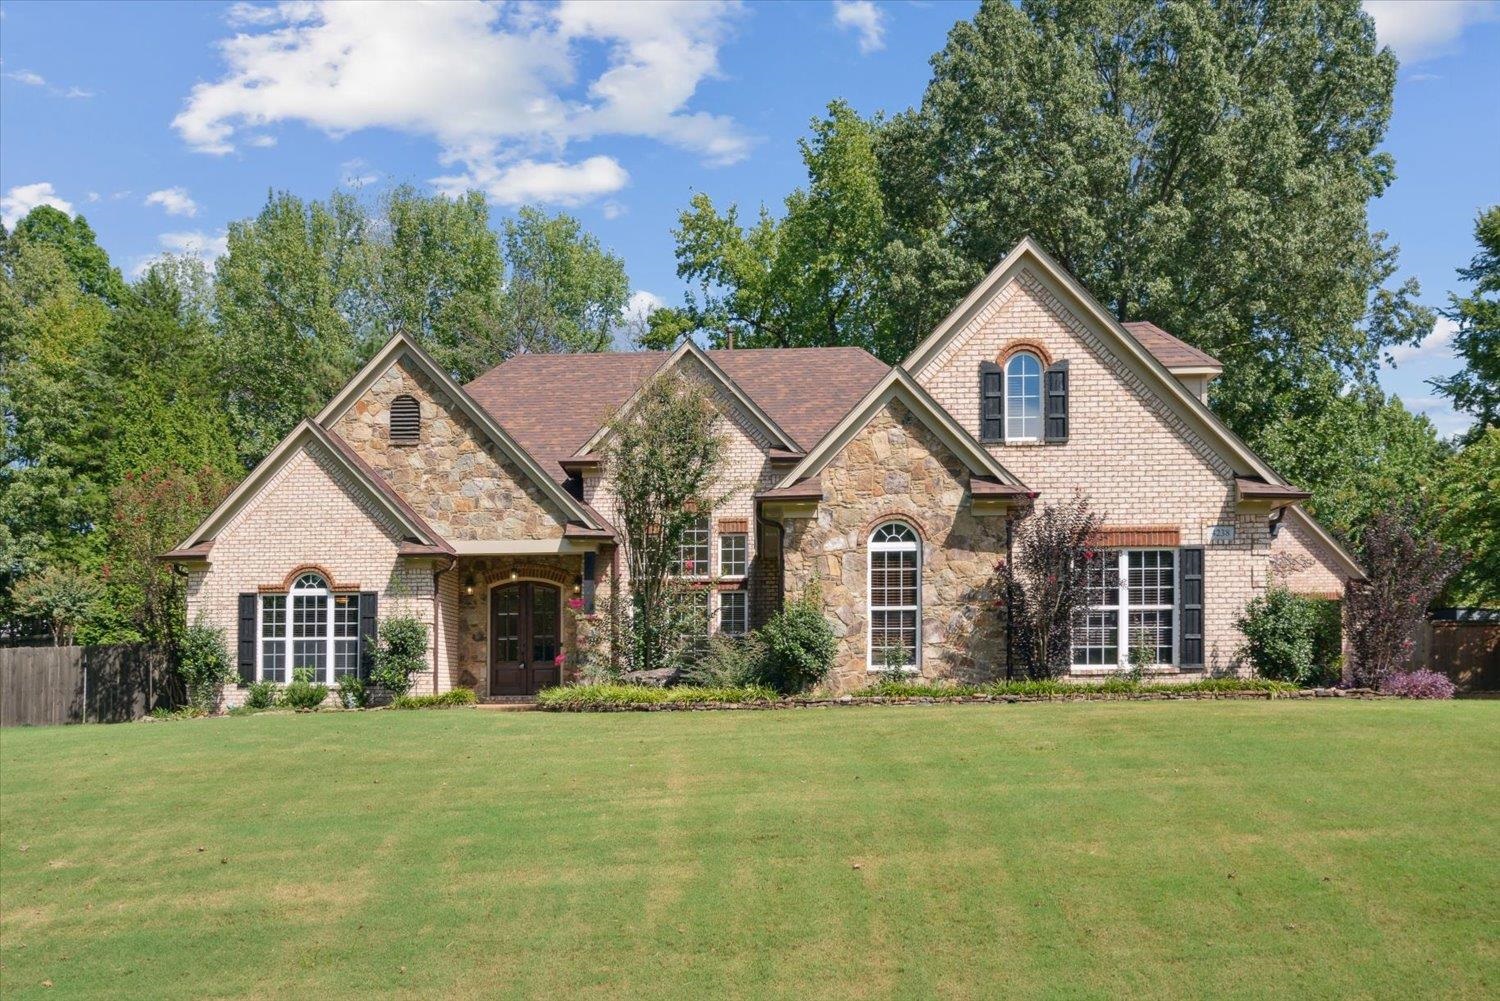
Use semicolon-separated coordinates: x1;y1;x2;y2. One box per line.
1432;206;1499;440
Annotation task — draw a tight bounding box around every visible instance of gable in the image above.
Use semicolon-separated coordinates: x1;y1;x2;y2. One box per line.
819;398;973;506
331;357;573;542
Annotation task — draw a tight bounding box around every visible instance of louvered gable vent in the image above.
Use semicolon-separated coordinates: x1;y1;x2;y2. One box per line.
390;394;421;445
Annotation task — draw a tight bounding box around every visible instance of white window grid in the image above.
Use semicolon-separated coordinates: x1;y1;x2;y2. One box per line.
718;591;748;636
674;517;711;578
867;522;920;671
719;533;747;578
1070;549;1177;668
1005;352;1043;442
260;574;359;685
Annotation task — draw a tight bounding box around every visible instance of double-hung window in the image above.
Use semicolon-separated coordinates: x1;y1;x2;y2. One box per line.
718;591;748;636
674;517;711;578
719;532;747;578
1071;550;1177;669
868;522;920;670
261;573;359;684
1004;352;1043;441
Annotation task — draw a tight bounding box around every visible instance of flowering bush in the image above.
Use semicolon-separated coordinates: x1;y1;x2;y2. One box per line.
1379;669;1456;700
994;493;1103;679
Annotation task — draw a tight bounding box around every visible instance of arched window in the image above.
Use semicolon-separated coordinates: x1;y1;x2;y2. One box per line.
390;394;421;445
1004;352;1043;441
259;572;359;684
868;522;920;671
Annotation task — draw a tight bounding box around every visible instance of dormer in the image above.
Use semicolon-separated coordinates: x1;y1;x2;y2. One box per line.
1121;321;1222;404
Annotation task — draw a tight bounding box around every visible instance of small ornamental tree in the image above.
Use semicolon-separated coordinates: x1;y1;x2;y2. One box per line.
1345;503;1463;688
995;493;1103;679
603;372;728;672
12;565;102;646
371;615;429;696
178;619;234;711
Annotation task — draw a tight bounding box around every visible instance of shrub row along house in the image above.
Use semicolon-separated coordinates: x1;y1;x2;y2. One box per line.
163;239;1359;702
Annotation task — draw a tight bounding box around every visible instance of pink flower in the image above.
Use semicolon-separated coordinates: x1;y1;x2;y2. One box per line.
567;597;584;610
554;651;566;667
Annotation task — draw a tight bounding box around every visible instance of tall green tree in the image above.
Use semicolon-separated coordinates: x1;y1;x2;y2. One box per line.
1436;428;1499;607
1432;206;1499;440
215;190;376;465
500;206;629;356
880;0;1426;436
8;206;127;306
672;101;894;356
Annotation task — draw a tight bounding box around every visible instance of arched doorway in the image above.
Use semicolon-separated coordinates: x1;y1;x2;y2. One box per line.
490;581;562;696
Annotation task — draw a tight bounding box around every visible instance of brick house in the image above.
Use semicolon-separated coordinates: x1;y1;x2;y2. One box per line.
164;238;1358;702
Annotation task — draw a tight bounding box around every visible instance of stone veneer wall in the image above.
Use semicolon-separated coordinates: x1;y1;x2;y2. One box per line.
582;356;784;633
334;358;568;541
781;399;1010;690
913;268;1286;674
184;442;438;708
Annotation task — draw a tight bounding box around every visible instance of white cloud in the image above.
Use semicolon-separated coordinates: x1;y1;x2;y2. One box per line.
600;200;626;220
1365;1;1500;64
833;1;886;54
1387;316;1458;366
624;289;664;324
1;182;74;227
63;86;94;99
86;191;101;203
5;69;46;86
340;158;379;187
246;134;278;148
1399;393;1472;439
436;155;628;206
615;289;665;348
145;186;200;217
173;0;750;207
133;230;231;278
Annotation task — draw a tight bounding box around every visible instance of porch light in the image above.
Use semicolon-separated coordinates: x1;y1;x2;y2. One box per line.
463;574;476;596
510;570;518;580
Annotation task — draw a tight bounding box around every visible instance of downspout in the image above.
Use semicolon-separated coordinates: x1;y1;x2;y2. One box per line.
755;500;785;612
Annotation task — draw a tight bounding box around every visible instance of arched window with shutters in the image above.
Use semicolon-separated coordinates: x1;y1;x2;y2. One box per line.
390;394;421;445
1004;352;1043;441
868;521;920;671
258;572;361;684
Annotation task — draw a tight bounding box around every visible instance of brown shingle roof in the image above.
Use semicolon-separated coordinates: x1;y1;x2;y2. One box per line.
465;347;889;481
1122;321;1222;370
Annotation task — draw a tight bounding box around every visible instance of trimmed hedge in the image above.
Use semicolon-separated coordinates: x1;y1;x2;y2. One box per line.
853;677;1300;698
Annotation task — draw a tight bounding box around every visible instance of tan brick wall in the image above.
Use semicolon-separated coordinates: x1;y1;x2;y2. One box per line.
782;399;1010;690
582;358;782;634
185;442;437;707
914;268;1276;675
1271;510;1349;599
333;358;568;541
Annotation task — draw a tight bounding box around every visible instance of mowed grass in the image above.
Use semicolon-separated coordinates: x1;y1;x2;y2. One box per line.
1;702;1496;1000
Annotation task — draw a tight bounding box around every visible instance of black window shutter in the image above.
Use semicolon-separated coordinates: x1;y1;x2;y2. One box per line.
582;552;598;614
236;593;257;686
1044;361;1069;443
358;591;379;680
1179;548;1204;668
979;361;1003;442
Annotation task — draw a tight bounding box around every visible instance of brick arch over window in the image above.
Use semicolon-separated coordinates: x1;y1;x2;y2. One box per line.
997;339;1054;368
480;562;574;587
859;511;930;544
263;564;361;593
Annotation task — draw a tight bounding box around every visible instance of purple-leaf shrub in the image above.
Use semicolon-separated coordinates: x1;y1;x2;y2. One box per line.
994;492;1103;680
1379;669;1457;700
1344;503;1463;688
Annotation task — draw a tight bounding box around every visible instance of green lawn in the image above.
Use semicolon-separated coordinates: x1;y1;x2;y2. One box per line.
1;702;1496;1000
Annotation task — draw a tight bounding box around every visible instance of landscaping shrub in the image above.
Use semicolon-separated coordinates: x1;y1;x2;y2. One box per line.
853;677;1300;698
1239;587;1337;686
371;615;429;696
390;687;478;709
994;492;1103;679
536;683;778;709
756;587;836;693
335;673;369;709
178;620;235;711
1379;669;1456;700
244;679;278;710
279;668;329;710
679;634;766;688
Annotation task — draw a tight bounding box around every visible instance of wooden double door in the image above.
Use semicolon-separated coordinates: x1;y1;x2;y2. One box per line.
490;582;562;696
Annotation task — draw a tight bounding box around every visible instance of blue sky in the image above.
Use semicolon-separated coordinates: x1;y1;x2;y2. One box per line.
2;1;1495;436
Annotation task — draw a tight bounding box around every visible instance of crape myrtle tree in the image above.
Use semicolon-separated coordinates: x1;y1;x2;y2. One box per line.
1344;503;1463;688
603;373;728;673
996;493;1104;679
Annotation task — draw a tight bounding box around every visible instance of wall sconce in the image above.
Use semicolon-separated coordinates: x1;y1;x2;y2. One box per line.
510;570;518;580
463;574;476;597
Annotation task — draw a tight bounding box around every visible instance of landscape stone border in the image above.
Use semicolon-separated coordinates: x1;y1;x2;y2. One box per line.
538;687;1388;712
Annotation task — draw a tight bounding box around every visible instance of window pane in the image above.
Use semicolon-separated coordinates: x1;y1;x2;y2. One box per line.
260;595;286;683
1129;609;1174;665
1082;551;1120;607
1072;609;1119;666
1005;353;1043;440
332;594;359;680
1128;550;1175;606
719;533;747;577
292;593;328;682
674;517;711;576
532;586;558;663
494;585;520;663
719;591;747;635
869;523;920;669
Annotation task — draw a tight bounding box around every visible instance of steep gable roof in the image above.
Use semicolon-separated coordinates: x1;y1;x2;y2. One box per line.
1121;321;1222;373
466;344;889;481
316;333;605;531
172;420;452;554
774;367;1029;495
902;236;1287;485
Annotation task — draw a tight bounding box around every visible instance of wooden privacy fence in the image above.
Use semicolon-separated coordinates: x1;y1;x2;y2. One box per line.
0;644;177;726
1408;609;1500;694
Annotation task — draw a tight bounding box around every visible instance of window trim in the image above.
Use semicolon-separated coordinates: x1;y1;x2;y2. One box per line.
673;515;712;579
717;590;748;636
1004;351;1043;443
258;573;359;685
866;521;921;672
1070;548;1179;671
718;531;747;578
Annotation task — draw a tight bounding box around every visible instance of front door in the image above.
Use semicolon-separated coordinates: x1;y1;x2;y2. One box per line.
490;582;562;696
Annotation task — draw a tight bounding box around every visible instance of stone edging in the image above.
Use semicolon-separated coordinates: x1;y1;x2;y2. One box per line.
538;688;1388;712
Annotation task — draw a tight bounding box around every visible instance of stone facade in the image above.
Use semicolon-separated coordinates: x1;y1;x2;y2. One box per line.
334;358;568;541
446;555;584;693
782;399;1010;689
